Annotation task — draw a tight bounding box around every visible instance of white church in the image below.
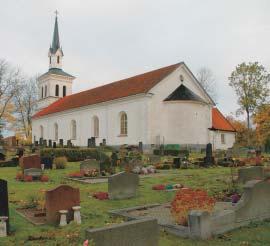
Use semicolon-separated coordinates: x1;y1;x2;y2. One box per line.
32;16;236;150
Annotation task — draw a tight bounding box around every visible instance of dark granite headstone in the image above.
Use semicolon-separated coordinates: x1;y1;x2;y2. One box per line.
59;139;63;147
53;142;57;148
43;139;47;147
173;157;180;168
87;138;91;148
138;142;143;153
35;141;39;146
91;137;96;147
67;140;72;148
48;140;52;148
0;179;9;233
39;138;43;146
204;143;213;166
102;139;106;146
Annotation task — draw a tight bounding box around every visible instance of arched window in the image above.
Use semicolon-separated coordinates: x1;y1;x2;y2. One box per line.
71;120;76;139
63;86;66;97
45;85;47;97
40;125;44;139
120;112;128;135
57;56;60;64
54;123;58;141
41;87;44;98
93;116;99;137
55;84;59;96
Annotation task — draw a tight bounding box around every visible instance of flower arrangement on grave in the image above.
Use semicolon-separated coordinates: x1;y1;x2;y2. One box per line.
171;188;215;226
15;172;50;182
68;171;84;178
93;192;109;200
40;175;49;182
84;168;99;177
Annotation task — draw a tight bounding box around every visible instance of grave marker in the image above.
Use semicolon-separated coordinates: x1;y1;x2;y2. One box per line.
108;172;139;200
0;179;9;234
19;155;41;170
45;185;80;224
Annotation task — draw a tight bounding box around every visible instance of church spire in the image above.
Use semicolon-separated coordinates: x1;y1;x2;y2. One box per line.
51;11;60;54
48;11;63;69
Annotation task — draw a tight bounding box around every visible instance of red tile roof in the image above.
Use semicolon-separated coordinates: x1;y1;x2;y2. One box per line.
212;108;236;132
33;63;182;119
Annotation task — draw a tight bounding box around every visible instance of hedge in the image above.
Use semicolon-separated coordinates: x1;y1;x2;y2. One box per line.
153;149;189;157
40;148;110;162
0;158;18;167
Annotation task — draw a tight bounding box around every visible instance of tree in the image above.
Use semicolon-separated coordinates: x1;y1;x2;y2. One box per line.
228;62;270;129
0;59;21;128
14;76;38;140
253;104;270;146
226;115;257;147
197;67;217;102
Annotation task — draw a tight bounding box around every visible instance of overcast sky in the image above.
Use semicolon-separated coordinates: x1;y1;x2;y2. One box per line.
1;0;270;116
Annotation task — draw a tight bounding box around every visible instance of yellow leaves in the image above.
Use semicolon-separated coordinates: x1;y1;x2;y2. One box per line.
254;105;270;145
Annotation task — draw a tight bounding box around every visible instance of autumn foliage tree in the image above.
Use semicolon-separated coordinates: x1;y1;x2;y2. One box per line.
253;105;270;146
226;115;256;147
228;62;270;129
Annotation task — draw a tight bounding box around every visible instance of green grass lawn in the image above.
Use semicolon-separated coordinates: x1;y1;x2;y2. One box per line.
0;163;270;245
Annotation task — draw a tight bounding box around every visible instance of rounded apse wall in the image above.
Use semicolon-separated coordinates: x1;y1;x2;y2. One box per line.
162;101;211;145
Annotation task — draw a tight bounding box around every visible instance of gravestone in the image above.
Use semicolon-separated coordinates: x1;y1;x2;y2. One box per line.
53;142;57;148
173;157;180;168
35;141;39;146
85;218;158;246
138;142;143;153
80;159;100;174
19;155;41;170
91;137;96;147
43;139;47;147
67;140;72;148
0;179;9;234
102;139;106;146
24;168;42;178
87;138;91;148
48;140;52;148
204;143;213;166
45;185;80;224
238;166;264;183
108;172;139;200
39;138;43;146
59;139;63;147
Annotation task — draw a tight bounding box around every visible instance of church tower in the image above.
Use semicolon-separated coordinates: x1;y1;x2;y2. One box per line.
36;12;75;111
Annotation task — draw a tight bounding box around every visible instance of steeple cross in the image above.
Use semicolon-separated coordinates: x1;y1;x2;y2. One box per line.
55;10;59;17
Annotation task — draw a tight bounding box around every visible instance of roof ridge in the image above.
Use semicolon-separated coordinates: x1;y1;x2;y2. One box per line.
58;62;182;99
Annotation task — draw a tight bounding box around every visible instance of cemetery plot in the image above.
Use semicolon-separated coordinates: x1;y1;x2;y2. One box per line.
110;178;270;240
16;185;80;226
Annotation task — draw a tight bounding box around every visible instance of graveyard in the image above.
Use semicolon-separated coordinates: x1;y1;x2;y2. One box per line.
0;145;270;245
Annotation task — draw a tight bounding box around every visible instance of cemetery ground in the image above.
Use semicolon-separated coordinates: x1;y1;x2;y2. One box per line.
1;163;270;245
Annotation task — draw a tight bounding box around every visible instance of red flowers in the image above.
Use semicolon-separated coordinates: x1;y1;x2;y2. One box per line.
40;175;49;182
23;175;33;182
171;188;215;225
68;172;84;178
93;192;109;200
152;184;166;190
